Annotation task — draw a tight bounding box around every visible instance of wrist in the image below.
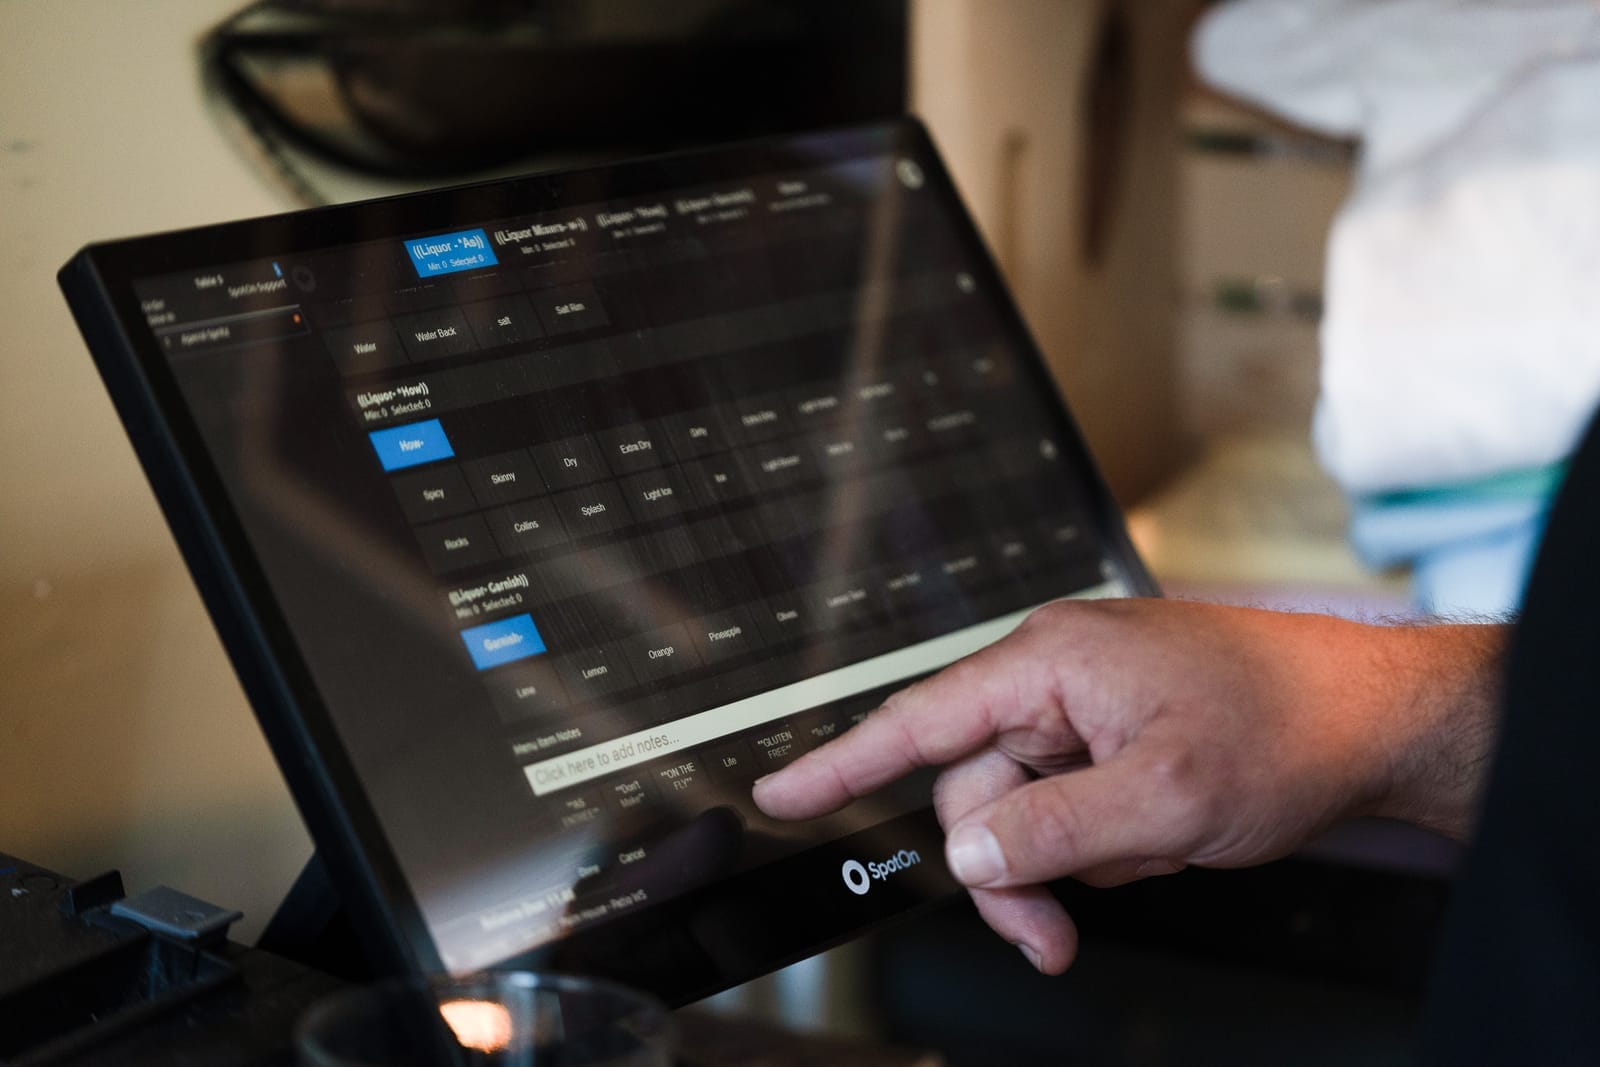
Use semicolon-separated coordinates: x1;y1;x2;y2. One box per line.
1368;623;1510;841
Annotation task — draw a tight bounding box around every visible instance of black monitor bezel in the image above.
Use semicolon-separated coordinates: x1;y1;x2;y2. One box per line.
58;119;1157;1001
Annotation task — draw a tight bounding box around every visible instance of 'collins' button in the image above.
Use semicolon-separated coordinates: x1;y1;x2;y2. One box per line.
460;614;547;671
370;419;454;472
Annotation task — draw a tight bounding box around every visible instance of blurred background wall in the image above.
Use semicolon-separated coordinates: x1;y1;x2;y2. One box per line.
1;1;310;942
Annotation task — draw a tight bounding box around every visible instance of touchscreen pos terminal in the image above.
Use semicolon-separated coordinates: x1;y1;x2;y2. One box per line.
59;120;1155;1002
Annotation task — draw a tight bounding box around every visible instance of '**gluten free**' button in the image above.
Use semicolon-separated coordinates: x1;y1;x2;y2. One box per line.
460;614;547;671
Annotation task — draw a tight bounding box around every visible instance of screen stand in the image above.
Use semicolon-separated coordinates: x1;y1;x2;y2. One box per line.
258;852;376;981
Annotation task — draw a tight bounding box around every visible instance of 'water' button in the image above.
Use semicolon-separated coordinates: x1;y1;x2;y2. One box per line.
460;614;547;671
369;419;454;471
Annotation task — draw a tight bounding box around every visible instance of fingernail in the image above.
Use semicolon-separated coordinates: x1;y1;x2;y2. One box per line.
1016;943;1043;972
946;824;1006;885
753;774;774;790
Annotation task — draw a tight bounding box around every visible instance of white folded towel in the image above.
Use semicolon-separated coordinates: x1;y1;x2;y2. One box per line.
1193;0;1600;495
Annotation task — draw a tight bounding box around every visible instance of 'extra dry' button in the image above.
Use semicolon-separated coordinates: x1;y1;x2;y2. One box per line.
595;422;672;475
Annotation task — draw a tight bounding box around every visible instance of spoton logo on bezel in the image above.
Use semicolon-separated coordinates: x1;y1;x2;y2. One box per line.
840;848;922;895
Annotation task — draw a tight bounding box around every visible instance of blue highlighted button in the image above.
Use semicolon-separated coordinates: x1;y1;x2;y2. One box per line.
369;419;454;471
461;614;546;671
406;228;498;278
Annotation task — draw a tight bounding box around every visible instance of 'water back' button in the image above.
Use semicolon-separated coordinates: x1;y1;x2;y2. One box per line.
394;307;476;362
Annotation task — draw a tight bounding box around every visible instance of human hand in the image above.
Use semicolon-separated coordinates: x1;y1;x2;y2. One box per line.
753;599;1505;973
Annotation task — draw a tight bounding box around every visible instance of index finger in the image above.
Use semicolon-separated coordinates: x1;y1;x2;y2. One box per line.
751;621;1063;820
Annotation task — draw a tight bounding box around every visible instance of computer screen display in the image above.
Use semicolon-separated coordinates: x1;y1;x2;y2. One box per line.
61;122;1153;999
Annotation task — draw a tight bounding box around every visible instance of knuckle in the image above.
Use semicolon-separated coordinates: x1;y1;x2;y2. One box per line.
1010;785;1085;858
1020;599;1073;634
1141;747;1217;837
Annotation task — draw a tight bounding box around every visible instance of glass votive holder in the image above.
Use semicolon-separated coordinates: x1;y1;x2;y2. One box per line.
296;971;674;1067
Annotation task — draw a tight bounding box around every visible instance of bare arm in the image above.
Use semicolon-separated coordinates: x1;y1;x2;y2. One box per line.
753;599;1508;974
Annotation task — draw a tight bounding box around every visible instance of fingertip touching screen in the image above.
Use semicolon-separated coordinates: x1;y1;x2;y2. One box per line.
63;122;1153;999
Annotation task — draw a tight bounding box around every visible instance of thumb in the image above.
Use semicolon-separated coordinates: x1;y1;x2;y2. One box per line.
942;749;1200;888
